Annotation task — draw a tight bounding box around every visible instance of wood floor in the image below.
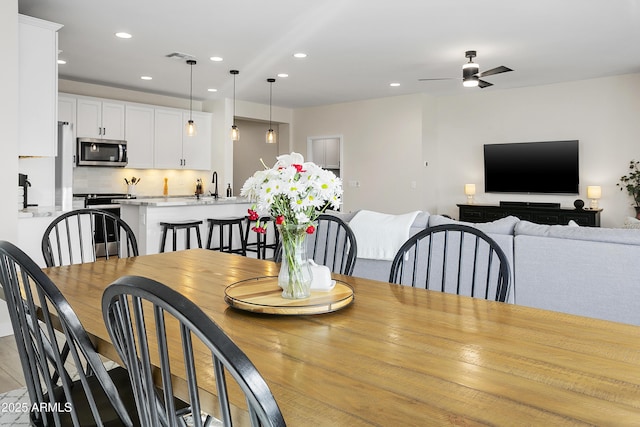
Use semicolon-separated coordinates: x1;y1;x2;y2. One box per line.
0;334;25;393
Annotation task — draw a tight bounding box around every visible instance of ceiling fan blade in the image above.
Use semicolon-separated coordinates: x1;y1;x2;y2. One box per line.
477;66;513;78
478;79;493;88
418;77;457;81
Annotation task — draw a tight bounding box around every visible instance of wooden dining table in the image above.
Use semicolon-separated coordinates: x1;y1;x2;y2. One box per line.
43;249;640;426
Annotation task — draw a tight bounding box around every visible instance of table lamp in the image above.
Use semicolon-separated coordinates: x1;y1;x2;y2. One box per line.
464;184;476;204
587;186;601;209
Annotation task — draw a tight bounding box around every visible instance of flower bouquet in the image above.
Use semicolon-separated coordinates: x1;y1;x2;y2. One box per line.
241;152;342;298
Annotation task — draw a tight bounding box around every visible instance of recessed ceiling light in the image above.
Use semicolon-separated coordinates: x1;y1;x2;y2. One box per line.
389;82;400;87
140;76;152;81
115;32;132;39
208;88;218;92
57;59;66;65
293;52;307;58
277;73;289;78
210;56;223;62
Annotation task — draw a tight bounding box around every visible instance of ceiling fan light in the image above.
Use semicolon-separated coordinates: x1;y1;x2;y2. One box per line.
463;77;479;88
462;62;479;80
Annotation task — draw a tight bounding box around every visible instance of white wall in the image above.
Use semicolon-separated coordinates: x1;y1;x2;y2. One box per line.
435;73;640;228
292;73;640;227
232;118;280;195
0;0;19;336
293;94;427;214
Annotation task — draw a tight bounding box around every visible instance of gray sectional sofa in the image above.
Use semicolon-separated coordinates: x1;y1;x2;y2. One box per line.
334;210;640;326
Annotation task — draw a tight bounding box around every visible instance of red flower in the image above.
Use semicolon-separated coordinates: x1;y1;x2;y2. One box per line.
305;225;315;234
276;215;285;225
293;164;305;173
252;225;267;234
247;209;259;221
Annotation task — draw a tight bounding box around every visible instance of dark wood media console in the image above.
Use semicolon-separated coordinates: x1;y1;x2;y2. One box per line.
457;203;602;227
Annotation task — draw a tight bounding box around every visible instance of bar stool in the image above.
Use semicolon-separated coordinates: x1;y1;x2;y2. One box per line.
159;220;203;252
244;216;280;260
206;217;246;255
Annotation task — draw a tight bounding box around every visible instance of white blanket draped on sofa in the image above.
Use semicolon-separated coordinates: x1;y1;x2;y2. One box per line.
349;210;420;260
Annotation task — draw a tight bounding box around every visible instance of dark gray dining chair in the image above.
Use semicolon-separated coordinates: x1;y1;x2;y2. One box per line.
388;224;511;302
41;208;138;267
275;214;357;275
0;240;138;427
102;275;286;427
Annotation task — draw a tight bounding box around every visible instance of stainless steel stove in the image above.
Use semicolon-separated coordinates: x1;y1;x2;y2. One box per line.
73;193;135;256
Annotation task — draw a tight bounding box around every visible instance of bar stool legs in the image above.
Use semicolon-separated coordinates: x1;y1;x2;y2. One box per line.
244;216;280;259
159;220;203;252
206;218;246;255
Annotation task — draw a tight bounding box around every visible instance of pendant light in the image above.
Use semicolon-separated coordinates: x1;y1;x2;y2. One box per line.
185;59;197;137
265;78;276;144
230;70;240;142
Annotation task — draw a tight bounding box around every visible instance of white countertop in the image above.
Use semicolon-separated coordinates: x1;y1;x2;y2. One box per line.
18;206;67;218
118;196;251;207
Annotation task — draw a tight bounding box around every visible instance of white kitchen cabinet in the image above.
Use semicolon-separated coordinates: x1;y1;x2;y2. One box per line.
76;97;125;139
58;95;76;125
154;108;211;170
311;137;340;169
153;108;184;169
18;15;62;157
125;104;155;169
181;111;211;170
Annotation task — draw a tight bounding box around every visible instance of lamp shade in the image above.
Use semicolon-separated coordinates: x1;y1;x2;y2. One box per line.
464;184;476;195
587;186;601;199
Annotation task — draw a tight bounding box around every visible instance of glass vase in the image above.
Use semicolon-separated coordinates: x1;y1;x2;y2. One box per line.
278;224;313;299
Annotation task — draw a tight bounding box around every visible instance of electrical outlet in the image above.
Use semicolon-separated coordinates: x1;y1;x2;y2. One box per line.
348;180;361;188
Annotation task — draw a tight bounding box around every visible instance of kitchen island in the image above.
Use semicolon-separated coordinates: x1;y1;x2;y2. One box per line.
119;196;252;255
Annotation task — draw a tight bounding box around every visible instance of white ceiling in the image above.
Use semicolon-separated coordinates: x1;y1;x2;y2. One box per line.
18;0;640;109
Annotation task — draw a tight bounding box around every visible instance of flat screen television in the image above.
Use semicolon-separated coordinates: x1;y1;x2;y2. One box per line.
483;140;579;194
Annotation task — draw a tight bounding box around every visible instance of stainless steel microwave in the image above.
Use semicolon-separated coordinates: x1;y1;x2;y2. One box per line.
76;138;127;167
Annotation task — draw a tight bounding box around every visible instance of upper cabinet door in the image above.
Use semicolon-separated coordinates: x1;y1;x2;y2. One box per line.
310;137;341;170
76;98;102;138
101;102;125;139
154;108;184;169
311;139;326;167
181;111;211;170
76;98;125;139
324;138;341;169
18;15;62;157
125;104;154;169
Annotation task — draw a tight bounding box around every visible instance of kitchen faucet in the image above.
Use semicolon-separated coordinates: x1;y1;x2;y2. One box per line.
211;171;219;198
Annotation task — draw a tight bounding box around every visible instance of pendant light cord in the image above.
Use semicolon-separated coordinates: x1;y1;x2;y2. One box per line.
269;80;272;129
187;59;196;121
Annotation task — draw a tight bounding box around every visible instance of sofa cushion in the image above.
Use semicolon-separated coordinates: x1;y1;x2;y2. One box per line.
515;220;640;245
428;214;519;235
622;216;640;229
514;233;640;325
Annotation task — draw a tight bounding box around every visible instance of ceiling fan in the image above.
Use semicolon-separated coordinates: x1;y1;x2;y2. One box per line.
419;50;513;88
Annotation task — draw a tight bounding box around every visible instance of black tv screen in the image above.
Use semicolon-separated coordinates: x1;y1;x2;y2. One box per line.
483;140;579;194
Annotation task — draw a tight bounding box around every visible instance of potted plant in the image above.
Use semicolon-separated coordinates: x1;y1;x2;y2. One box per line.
618;160;640;218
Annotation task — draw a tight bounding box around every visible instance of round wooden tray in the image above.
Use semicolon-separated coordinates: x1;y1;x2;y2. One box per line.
224;276;354;315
